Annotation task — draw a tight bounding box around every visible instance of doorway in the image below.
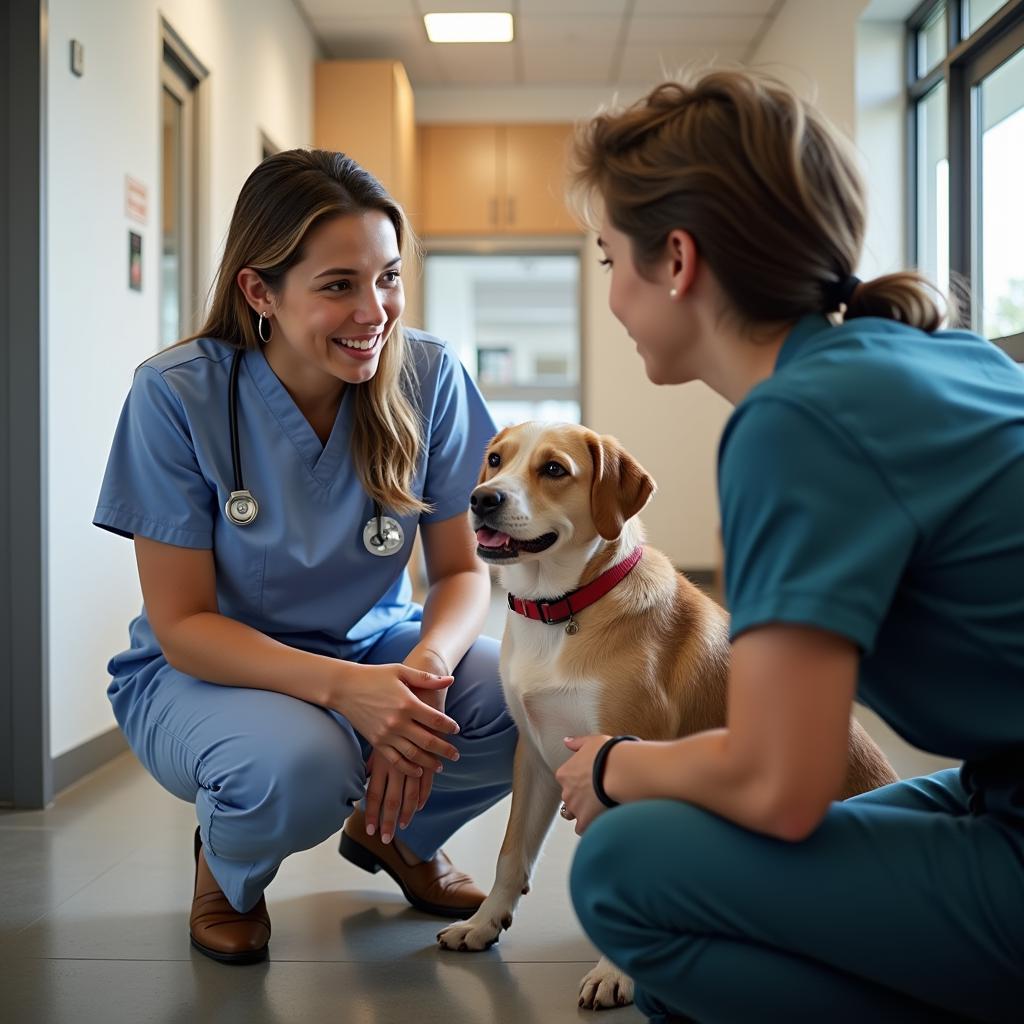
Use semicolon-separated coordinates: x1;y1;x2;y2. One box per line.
160;39;202;349
423;251;583;428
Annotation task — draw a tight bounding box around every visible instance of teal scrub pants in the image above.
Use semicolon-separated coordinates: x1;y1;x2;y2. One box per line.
570;769;1024;1023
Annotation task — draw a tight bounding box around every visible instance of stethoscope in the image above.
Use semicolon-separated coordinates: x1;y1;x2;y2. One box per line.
223;347;405;557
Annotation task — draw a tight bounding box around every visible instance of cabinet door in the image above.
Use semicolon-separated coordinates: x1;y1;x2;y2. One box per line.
503;124;579;235
420;125;501;235
315;61;399;200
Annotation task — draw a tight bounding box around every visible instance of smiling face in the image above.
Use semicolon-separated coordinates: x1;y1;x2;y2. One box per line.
262;209;404;389
597;218;701;387
470;422;655;564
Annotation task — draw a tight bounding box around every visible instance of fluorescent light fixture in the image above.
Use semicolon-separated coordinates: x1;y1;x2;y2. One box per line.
424;12;514;43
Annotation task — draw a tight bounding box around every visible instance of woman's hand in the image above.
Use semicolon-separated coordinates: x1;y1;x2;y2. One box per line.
402;646;455;811
556;734;613;835
363;647;458;840
330;662;460;777
363;751;422;845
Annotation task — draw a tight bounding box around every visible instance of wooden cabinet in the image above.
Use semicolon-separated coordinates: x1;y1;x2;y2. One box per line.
503;124;580;236
315;60;417;220
418;126;501;234
419;123;580;236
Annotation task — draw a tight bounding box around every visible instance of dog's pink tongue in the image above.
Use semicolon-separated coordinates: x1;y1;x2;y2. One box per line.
476;527;511;548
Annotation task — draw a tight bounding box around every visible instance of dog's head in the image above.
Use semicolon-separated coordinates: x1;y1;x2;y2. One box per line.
470;422;655;563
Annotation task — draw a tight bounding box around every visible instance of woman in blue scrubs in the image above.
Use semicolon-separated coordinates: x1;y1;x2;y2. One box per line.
557;71;1024;1022
94;149;515;964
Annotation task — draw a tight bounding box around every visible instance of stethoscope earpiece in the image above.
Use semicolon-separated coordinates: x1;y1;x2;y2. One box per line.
223;348;403;556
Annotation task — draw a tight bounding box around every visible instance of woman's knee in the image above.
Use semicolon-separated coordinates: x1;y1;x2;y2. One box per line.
210;722;365;856
571;800;713;942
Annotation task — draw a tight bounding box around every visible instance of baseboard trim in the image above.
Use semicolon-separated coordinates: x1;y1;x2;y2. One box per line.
677;567;717;592
52;726;128;794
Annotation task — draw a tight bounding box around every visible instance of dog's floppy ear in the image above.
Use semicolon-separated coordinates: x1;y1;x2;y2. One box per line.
586;433;656;540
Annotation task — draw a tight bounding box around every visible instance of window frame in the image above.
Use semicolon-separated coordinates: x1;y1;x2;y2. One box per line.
906;0;1024;357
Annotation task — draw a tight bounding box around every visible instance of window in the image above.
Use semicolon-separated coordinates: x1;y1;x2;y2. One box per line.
423;252;582;428
977;46;1024;339
907;0;1024;357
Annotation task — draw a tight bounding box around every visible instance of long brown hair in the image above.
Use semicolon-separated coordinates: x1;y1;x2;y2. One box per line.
569;69;948;332
189;148;428;517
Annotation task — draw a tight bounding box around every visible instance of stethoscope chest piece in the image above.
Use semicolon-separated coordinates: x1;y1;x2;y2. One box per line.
225;489;259;526
363;515;404;556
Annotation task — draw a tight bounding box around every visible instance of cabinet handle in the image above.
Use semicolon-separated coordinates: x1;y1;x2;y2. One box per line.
507;196;516;224
489;197;498;226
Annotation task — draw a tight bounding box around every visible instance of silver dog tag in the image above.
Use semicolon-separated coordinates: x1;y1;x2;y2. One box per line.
565;615;580;636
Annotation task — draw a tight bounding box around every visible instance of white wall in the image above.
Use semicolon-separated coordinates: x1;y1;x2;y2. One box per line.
47;0;319;758
856;19;909;279
749;0;869;133
748;0;907;281
415;84;648;124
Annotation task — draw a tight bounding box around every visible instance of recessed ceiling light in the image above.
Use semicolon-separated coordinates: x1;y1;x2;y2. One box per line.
423;12;514;44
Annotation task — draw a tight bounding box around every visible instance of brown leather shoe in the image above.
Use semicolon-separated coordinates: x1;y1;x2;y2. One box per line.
339;808;485;919
189;828;271;964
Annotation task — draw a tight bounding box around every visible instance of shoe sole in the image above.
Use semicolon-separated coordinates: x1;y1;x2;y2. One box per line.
339;832;480;919
189;934;268;965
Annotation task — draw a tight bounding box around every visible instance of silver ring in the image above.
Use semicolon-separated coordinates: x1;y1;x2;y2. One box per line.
559;803;575;821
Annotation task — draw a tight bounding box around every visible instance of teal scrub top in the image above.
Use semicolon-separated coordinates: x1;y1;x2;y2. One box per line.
94;330;496;674
719;314;1024;762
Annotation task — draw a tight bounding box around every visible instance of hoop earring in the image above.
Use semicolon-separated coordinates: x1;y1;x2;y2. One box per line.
258;311;273;344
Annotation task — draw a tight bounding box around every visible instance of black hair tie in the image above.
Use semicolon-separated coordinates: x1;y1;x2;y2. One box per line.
825;273;862;311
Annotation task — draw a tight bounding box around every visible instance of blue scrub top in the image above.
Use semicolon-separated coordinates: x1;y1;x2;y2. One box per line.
94;329;496;675
719;314;1024;762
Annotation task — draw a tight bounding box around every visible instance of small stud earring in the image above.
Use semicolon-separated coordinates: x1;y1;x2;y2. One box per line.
669;288;678;298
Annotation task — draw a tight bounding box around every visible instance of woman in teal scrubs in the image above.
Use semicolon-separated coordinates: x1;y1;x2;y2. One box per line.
94;150;515;964
557;70;1024;1022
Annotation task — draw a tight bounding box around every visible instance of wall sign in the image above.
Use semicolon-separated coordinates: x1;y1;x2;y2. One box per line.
128;231;142;292
125;176;147;224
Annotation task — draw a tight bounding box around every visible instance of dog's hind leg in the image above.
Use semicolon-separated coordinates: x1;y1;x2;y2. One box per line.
437;737;561;952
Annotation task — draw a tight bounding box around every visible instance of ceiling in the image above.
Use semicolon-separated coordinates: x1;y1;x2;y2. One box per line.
296;0;786;87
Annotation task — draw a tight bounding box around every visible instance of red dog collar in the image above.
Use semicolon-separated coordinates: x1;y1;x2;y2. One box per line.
507;547;643;632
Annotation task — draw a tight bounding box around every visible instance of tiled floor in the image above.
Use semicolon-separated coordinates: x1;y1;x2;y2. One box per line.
0;587;959;1024
0;592;644;1024
0;749;642;1024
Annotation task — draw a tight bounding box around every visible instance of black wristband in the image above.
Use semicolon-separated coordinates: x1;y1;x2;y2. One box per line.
592;735;639;808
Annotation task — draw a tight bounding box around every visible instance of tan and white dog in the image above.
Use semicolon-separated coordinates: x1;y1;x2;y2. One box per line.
437;422;897;1009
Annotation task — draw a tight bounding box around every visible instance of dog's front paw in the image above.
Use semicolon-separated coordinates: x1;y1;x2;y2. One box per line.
437;906;512;952
578;957;634;1010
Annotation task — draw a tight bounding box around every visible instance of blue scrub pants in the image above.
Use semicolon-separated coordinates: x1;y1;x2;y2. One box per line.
108;620;516;913
570;769;1024;1023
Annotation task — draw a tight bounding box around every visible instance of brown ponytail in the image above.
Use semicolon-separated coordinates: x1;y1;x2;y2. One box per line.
844;271;948;331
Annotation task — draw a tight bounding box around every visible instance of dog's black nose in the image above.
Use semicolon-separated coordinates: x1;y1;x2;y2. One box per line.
471;488;505;514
